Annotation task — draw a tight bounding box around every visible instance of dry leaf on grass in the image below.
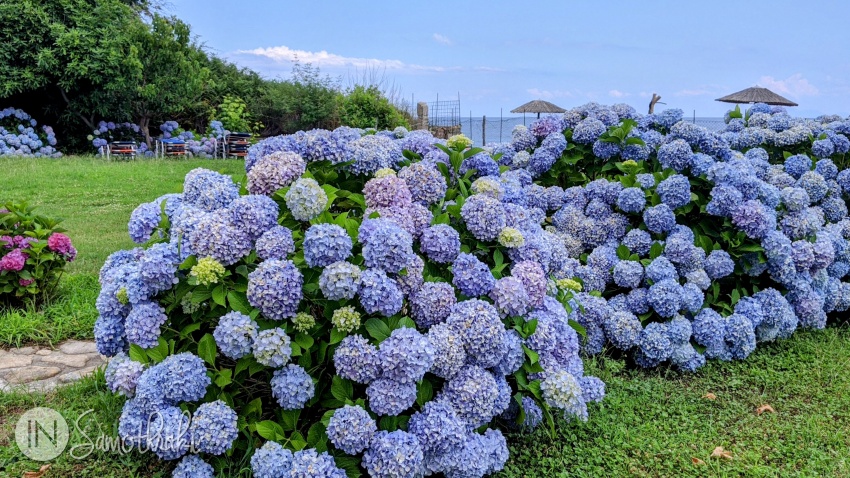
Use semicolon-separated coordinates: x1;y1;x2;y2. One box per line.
703;393;717;400
756;404;775;415
711;446;733;459
691;457;706;465
22;464;50;478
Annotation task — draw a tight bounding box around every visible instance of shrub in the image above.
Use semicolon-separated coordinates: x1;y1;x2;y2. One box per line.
97;102;850;477
0;108;61;157
97;131;596;477
1;202;76;300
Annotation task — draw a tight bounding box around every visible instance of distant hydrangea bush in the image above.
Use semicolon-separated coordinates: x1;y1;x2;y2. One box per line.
0;108;61;157
97;102;850;477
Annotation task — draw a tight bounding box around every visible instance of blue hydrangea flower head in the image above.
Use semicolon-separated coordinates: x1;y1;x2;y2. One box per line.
656;174;692;209
334;335;380;384
362;430;424;478
643;204;676;234
189;400;238;455
451;253;496;297
359;268;404;316
251;441;293;478
366;378;417;416
327;405;377;455
252;328;292;367
461;194;507;241
227;195;279;241
303;224;353;268
213;311;258;360
319;261;362;301
247;260;303;320
172;455;214;478
410;282;456;328
285;177;328;221
271;364;315;409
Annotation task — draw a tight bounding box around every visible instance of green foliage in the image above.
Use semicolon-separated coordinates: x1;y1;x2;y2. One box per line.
254;63;340;135
216;95;259;134
337;85;410;130
0;202;74;301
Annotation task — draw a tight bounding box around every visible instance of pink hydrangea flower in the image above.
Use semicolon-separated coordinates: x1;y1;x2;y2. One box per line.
0;249;28;271
47;233;77;261
19;278;34;287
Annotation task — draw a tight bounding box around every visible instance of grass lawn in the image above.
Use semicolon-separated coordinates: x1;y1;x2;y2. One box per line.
1;325;848;477
2;154;850;477
0;156;245;347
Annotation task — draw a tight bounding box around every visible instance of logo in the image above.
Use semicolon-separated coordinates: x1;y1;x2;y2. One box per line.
15;407;69;461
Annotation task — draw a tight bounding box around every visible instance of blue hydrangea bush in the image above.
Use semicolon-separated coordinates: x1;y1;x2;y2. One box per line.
97;128;600;477
98;103;850;476
91;119;228;157
0;107;61;157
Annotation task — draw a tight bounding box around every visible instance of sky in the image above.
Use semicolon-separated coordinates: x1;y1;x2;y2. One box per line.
168;0;850;118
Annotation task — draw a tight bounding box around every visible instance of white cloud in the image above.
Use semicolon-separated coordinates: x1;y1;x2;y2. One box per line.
758;74;819;97
608;89;628;98
526;88;574;100
236;45;457;72
433;33;452;46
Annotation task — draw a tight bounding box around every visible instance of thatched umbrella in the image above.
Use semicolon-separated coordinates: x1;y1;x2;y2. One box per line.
715;86;798;106
511;100;567;119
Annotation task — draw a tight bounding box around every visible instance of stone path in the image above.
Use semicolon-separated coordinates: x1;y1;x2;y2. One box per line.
0;340;106;393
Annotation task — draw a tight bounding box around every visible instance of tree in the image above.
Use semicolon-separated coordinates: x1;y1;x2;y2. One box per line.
337;85;410;130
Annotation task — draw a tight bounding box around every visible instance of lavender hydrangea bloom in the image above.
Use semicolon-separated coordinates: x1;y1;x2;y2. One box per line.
271;364;315;409
359;268;403;316
603;310;642;349
489;276;531;317
319;261;361;300
399;162;447;205
189;400;238;455
572;118;606;144
512;260;547;307
213;312;258;360
254;226;294;261
731;200;776;240
452;253;495;297
105;352;145;397
327;405;377;455
247;260;303;320
461;194;507;241
247;151;307;195
441;365;500;427
334;335;380;384
446;299;506;368
725;313;757;359
147;406;190;460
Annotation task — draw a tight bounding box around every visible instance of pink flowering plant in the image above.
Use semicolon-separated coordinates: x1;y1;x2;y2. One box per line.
0;202;76;300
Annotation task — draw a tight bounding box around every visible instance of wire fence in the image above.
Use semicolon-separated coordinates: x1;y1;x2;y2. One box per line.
450;116;728;145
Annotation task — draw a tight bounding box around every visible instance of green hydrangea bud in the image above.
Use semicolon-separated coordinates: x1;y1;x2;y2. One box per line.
190;257;226;286
181;293;201;314
556;278;582;292
374;168;397;178
116;287;129;305
293;312;316;333
447;134;473;150
498;227;525;248
332;306;361;333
